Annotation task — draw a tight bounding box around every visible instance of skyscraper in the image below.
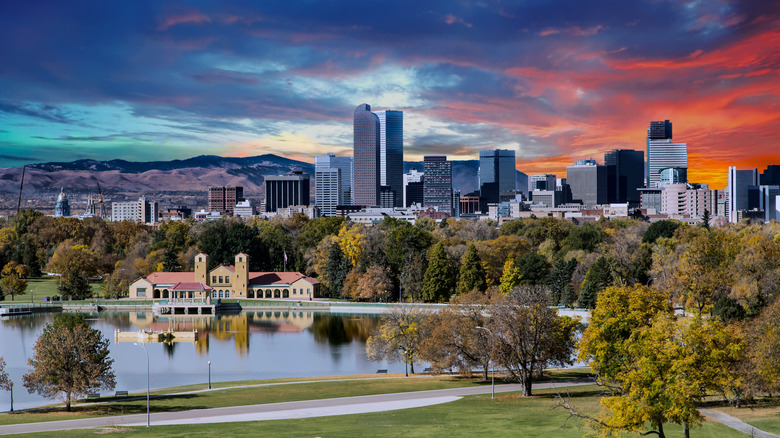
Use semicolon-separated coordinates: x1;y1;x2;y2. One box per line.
315;153;352;216
423;156;453;214
566;160;608;207
403;170;424;207
727;167;759;222
479;149;516;209
353;103;380;207
374;110;403;207
604;149;644;205
209;186;244;215
265;172;310;213
646;120;687;189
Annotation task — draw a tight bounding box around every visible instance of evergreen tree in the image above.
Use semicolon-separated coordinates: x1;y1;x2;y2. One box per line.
326;243;351;298
161;245;179;272
58;270;91;300
701;209;711;230
400;251;426;302
499;258;522;294
456;243;487;295
516;252;551;285
577;256;613;309
422;243;454;302
547;258;578;305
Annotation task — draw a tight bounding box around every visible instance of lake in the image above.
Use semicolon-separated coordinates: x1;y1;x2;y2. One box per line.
0;310;384;411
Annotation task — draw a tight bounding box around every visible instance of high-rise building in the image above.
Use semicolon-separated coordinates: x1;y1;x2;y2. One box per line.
566;160;608;207
353;104;381;207
660;184;717;217
374;110;403;207
315;153;352;217
479;149;516;208
760;165;780;186
111;197;158;224
727;167;759;222
604;149;644;205
209;186;244;215
403;170;424;207
758;185;780;222
54;188;71;218
316;153;352;205
528;174;557;193
265;172;311;213
646;120;687;189
423;156;453;214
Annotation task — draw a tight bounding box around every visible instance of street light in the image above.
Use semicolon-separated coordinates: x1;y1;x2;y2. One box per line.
9;382;13;412
133;343;150;427
475;326;494;399
208;361;211;389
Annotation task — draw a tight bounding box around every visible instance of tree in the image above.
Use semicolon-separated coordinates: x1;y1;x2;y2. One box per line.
547;258;577;305
420;304;491;378
675;228;739;313
745;299;780;394
456;243;487;295
325;243;351;298
490;286;580;396
642;219;680;244
351;265;393;301
701;209;711;230
1;261;28;301
499;259;522;294
58;269;91;300
577;256;612;309
366;306;427;375
0;357;11;411
23;314;115;411
400;251;426;302
515;252;550;285
421;243;455;302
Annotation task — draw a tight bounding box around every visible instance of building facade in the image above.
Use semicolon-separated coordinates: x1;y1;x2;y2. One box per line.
129;253;319;300
566;161;608;207
660;184;716;217
54;188;71;218
479;149;516;206
265;172;311;213
353;103;381;207
111;197;158;224
374;109;403;207
403;170;424;207
315;166;341;217
423;156;453;214
209;186;244;215
728;167;759;222
604;149;644;205
646;120;687;189
315;153;352;207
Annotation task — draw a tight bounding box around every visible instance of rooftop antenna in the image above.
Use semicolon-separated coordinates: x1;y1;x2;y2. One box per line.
16;165;26;215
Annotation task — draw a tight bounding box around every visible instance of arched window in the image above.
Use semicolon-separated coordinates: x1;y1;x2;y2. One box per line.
219;290;224;298
225;290;230;298
283;289;289;298
274;289;281;298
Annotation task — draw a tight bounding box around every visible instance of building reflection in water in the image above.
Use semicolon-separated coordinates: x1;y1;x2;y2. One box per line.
124;310;370;356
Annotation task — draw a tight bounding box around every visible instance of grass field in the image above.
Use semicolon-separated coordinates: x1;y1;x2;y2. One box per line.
4;385;749;438
1;277;103;302
714;398;780;436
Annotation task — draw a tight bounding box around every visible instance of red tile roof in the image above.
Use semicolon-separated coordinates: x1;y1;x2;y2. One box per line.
169;282;212;291
248;272;320;286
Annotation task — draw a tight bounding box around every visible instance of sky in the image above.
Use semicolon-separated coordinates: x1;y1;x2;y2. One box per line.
1;0;779;188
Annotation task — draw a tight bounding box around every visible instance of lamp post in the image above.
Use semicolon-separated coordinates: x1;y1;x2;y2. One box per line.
476;326;494;399
134;343;150;427
9;382;13;412
208;361;211;389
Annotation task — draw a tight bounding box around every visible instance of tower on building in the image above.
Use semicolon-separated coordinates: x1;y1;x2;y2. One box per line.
353;104;381;207
646;120;687;189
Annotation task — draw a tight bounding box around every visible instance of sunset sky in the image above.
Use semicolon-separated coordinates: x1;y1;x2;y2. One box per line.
1;0;779;188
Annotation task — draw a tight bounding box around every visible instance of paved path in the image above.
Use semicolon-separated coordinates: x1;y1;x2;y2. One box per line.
0;379;593;435
699;408;779;438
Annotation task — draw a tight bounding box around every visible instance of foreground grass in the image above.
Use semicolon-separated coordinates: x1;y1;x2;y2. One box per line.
8;386;747;438
0;374;493;426
714;398;780;436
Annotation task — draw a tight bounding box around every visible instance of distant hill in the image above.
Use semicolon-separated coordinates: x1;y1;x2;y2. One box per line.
1;154;526;196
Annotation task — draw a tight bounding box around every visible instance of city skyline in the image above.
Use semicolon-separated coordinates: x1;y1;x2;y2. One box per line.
1;1;779;188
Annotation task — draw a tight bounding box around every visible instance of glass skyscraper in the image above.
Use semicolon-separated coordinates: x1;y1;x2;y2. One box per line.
647;120;687;189
423;156;453;214
374;110;403;207
479;149;516;208
353;104;381;207
604;149;644;205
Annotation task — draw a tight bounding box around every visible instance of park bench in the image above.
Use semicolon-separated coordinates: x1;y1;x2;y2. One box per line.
424;367;432;373
376;369;388;374
115;390;129;396
87;392;100;398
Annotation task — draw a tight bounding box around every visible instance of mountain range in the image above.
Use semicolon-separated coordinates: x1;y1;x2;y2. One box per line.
0;154;528;196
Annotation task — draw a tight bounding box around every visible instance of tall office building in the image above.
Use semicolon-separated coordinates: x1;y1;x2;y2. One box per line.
265;172;310;213
646;120;687;189
479;149;516;210
209;186;244;215
353;103;381;207
423;156;453;214
727;167;759;222
111;197;158;224
315;153;352;216
761;165;780;186
604;149;644;205
403;170;424;207
566;160;608;207
374;110;403;207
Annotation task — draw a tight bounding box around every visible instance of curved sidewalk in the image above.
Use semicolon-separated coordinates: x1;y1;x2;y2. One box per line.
699;408;779;438
0;380;593;435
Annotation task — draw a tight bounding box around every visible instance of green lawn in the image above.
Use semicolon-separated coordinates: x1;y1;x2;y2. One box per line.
6;386;748;438
714;398;780;436
1;277;103;302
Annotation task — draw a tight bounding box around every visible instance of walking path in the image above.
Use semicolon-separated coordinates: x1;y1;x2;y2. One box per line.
0;380;592;435
699;408;779;438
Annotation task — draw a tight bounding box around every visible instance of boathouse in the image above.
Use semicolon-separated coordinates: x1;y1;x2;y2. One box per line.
128;253;319;300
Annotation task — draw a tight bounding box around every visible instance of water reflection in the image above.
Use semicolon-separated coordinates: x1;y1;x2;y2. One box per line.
1;310;384;410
